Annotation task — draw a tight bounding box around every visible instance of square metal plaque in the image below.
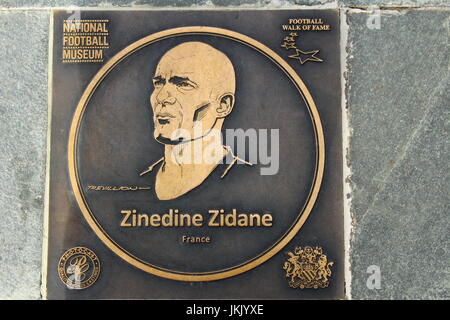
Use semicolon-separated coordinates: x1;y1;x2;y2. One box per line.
44;9;344;299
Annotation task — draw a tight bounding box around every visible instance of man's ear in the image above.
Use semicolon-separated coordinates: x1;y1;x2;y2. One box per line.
216;93;234;118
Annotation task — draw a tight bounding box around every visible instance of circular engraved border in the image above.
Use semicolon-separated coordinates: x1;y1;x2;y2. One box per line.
58;246;101;289
68;27;325;281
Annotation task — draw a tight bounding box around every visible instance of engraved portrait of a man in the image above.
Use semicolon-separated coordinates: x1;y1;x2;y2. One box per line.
140;42;251;200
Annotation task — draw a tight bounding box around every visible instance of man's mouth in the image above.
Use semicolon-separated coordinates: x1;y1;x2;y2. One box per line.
156;112;175;125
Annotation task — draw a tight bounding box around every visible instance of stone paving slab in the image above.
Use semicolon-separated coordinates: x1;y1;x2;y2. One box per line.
346;9;449;299
343;0;449;8
0;0;338;9
0;0;447;8
0;10;49;299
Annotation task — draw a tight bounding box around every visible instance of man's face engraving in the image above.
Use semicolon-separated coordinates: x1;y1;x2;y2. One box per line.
150;42;235;144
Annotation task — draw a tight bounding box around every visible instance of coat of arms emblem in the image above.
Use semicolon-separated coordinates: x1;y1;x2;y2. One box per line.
283;246;334;289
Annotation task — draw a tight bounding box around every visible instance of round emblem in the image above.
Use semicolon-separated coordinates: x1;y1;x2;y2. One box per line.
68;27;324;281
58;247;101;290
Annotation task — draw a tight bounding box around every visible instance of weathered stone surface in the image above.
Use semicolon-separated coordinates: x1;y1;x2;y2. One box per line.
1;0;448;8
343;0;449;7
0;10;49;299
347;10;449;299
0;0;338;8
0;1;204;7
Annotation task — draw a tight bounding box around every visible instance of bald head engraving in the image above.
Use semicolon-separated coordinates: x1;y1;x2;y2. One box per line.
150;42;236;144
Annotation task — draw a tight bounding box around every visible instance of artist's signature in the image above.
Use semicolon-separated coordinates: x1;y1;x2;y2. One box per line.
88;185;150;191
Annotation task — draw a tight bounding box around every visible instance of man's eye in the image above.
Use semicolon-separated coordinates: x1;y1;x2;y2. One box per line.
178;82;192;88
169;77;197;90
176;81;196;91
153;80;164;87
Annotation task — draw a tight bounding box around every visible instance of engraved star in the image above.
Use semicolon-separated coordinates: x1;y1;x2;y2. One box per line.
284;36;296;42
288;48;323;65
289;32;298;37
281;41;297;50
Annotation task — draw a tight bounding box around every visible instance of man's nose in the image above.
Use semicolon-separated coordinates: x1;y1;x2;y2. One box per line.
156;85;176;106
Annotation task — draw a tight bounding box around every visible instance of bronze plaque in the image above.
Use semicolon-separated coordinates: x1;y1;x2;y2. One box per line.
44;9;344;299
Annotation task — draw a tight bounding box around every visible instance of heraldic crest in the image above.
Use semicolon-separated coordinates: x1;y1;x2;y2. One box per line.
283;246;334;289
